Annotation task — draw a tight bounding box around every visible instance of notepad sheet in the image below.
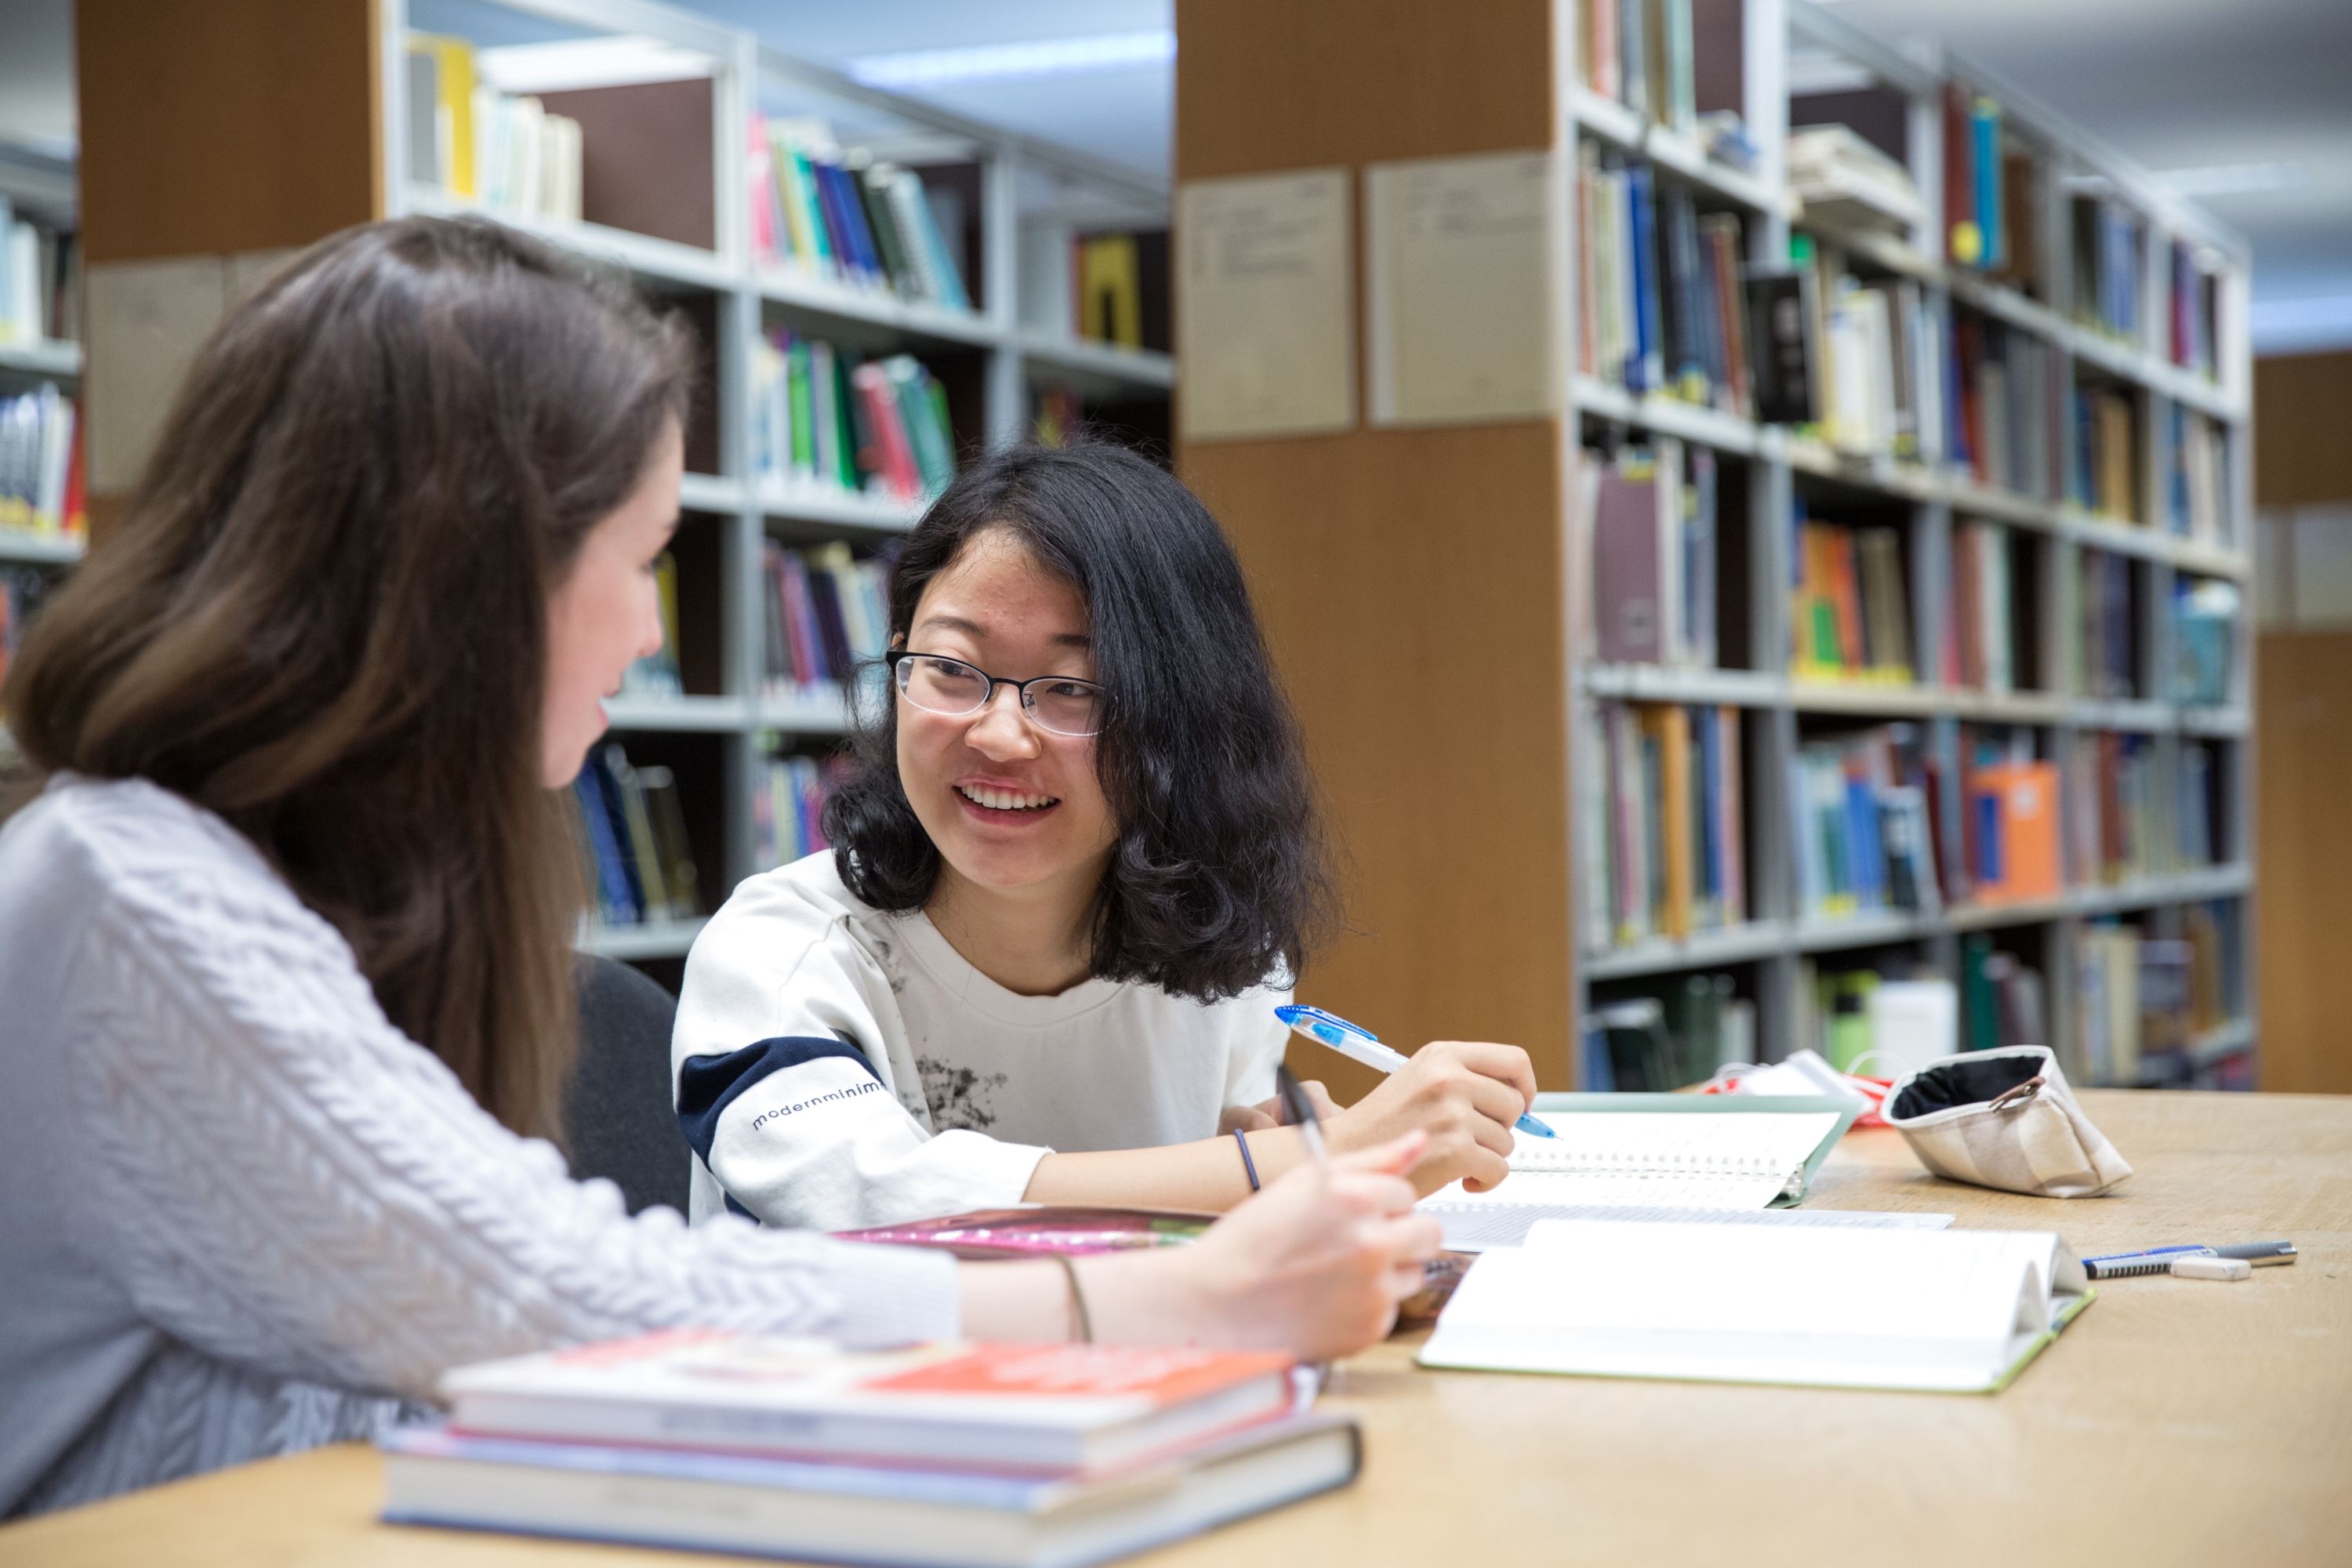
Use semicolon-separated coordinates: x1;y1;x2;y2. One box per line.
1420;1109;1843;1218
1431;1203;1955;1252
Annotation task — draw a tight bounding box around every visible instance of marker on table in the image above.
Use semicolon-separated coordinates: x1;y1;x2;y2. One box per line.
1276;1004;1556;1139
2082;1240;2297;1279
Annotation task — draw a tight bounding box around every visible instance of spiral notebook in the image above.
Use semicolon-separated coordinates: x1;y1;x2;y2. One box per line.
1420;1094;1857;1250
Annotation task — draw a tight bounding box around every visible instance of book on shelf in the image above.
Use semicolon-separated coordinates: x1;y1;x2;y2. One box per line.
1948;310;2060;500
619;552;684;699
405;34;584;223
2167;405;2230;543
750;114;973;311
1804;256;1936;462
754;749;844;871
1576;145;1754;415
2169;578;2238;706
1572;0;1698;132
762;539;890;695
383;1332;1352;1568
2071;191;2147;344
0;385;83;540
1072;229;1171;353
1580;977;1756;1094
1787;124;1925;236
753;330;956;505
1961;752;2061;905
573;742;699;930
1586;701;1747;946
1788;513;1911;683
2071;383;2140;521
0;198;77;346
2064;730;2164;886
1944;519;2016;692
1789;723;1942;922
1584;438;1716;667
1941;87;2020;278
2070;547;2137;700
2169;241;2220;379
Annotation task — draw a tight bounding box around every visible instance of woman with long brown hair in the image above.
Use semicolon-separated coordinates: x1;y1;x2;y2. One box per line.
0;216;1439;1519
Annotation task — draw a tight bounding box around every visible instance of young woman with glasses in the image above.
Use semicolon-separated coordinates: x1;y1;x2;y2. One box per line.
673;441;1541;1233
0;219;1443;1519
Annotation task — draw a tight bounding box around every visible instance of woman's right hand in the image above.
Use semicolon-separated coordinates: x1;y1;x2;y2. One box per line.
1325;1040;1538;1195
1088;1132;1442;1362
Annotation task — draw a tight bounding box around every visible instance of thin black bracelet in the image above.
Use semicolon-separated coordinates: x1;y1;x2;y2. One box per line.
1232;1127;1261;1191
1050;1252;1094;1343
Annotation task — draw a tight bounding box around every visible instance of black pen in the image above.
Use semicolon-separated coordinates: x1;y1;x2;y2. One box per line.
1274;1064;1327;1163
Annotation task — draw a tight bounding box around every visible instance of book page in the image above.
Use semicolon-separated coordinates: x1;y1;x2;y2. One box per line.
1176;169;1354;441
1419;1109;1841;1214
1432;1203;1956;1253
1364;149;1563;426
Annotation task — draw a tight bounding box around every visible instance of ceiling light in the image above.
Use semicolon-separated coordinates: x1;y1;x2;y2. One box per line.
848;30;1174;90
2153;161;2310;198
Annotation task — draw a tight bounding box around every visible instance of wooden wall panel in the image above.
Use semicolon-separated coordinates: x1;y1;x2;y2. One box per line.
1175;0;1577;1094
2256;630;2352;1096
75;0;380;264
2253;350;2352;510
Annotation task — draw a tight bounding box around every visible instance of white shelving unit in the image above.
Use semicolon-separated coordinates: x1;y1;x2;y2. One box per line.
1566;0;2257;1086
379;0;1173;963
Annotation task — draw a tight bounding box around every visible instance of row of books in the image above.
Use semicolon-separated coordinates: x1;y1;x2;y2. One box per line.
1942;87;2043;296
1576;146;1753;416
620;554;684;699
2169;243;2221;380
0;387;82;539
405;36;583;223
2074;548;2136;700
1789;724;1940;922
0;201;75;346
2076;910;2234;1086
1582;977;1757;1093
1811;265;1934;460
1954;734;2061;905
2070;385;2140;521
1950;311;2060;501
752;332;956;503
750;115;972;310
753;751;844;871
2070;194;2144;345
1071;230;1171;353
1573;0;1699;132
0;565;52;715
2063;731;2216;887
1585;701;1748;947
762;540;890;694
574;742;699;930
379;1332;1353;1568
1789;515;1911;684
1943;520;2020;692
1586;439;1718;667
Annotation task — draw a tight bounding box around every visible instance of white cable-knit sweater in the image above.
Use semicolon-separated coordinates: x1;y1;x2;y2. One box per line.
0;775;960;1519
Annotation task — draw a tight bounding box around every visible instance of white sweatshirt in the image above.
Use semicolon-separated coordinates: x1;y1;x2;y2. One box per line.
0;775;959;1519
672;853;1292;1232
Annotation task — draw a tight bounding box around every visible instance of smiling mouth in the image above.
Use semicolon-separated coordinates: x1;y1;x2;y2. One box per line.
955;783;1061;814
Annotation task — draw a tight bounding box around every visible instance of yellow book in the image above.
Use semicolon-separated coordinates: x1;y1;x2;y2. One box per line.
1646;706;1694;940
1076;235;1142;349
409;34;478;198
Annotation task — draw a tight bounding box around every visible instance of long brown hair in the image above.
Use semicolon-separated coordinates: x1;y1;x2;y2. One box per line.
3;216;691;1139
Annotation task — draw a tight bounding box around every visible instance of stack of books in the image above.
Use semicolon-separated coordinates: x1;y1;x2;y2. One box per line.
1788;124;1926;237
1584;440;1719;669
760;539;890;695
753;750;844;871
1949;311;2059;500
405;35;585;223
0;386;82;541
2071;193;2147;343
2073;549;2138;699
1789;724;1942;922
1942;86;2046;295
2071;384;2140;521
1584;701;1747;947
752;116;973;310
2167;407;2230;542
2169;241;2220;379
753;331;956;505
1576;146;1752;413
381;1331;1360;1567
2065;731;2165;885
1788;514;1912;684
574;742;699;930
0;198;76;346
1574;0;1699;132
1943;520;2017;692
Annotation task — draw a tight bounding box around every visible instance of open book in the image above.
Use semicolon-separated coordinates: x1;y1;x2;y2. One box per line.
1420;1218;2093;1393
1420;1094;1857;1249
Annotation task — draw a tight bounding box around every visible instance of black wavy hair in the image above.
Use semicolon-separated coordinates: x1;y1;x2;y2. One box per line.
823;439;1332;1003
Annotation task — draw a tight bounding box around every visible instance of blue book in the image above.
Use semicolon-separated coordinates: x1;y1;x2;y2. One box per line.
1972;99;2003;271
1626;166;1664;393
1975;788;2004;887
572;766;640;925
1842;776;1881;909
1695;707;1722;916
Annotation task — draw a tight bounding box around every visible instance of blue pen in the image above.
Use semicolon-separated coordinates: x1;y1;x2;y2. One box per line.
1275;1004;1557;1139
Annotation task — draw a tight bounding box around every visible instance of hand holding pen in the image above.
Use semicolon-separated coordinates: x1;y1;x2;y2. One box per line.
1275;1005;1544;1197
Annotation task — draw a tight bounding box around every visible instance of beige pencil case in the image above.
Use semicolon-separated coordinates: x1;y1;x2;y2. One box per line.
1881;1046;2132;1198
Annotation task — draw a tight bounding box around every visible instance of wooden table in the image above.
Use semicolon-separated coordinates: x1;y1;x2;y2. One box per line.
9;1091;2350;1566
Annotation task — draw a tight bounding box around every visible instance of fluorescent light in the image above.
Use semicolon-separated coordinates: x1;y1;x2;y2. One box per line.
2153;161;2310;198
848;30;1174;90
477;37;715;93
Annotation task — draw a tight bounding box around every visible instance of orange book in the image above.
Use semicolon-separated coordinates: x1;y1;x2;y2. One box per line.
1646;706;1694;938
1973;760;2062;902
1831;530;1866;669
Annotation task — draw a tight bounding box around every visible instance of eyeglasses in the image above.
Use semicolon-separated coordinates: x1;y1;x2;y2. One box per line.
885;650;1105;738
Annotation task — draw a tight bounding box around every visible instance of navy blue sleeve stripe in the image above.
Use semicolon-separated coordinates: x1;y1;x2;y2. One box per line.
676;1035;879;1165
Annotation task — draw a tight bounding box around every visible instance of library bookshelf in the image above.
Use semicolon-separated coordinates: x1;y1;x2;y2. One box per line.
1177;0;2255;1094
374;0;1174;973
